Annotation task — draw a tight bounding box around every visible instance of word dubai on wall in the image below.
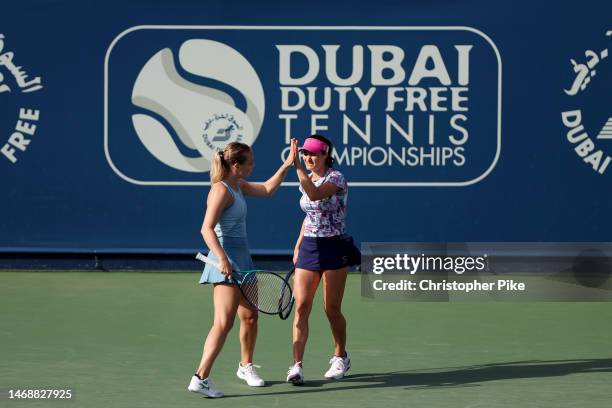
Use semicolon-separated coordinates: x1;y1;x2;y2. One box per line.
561;30;612;175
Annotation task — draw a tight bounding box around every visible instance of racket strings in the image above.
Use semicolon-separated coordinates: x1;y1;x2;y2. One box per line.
241;272;292;315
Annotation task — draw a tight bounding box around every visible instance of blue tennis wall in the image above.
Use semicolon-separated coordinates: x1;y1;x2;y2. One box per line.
0;1;610;255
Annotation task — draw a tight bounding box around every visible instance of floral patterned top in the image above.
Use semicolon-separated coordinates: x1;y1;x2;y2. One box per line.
299;169;348;237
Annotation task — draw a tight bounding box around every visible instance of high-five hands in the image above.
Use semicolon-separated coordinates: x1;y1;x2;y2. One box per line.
283;138;299;169
290;138;302;169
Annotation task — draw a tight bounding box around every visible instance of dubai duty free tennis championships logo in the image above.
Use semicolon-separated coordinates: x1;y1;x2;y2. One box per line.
104;36;264;184
561;31;612;175
105;26;500;186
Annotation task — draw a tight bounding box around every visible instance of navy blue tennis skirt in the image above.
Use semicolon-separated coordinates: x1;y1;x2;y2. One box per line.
296;234;361;271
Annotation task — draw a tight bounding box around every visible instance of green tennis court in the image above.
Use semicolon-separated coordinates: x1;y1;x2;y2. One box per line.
1;271;611;408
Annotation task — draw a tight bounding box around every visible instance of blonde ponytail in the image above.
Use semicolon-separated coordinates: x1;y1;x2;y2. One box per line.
210;143;252;183
210;150;228;183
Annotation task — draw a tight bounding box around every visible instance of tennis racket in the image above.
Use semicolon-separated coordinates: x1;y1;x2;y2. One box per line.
195;252;294;317
279;266;295;320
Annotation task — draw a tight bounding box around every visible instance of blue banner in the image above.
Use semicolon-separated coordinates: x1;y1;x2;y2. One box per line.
1;1;611;254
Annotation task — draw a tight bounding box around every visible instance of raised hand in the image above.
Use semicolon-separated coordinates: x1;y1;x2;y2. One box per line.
284;138;297;168
291;138;302;169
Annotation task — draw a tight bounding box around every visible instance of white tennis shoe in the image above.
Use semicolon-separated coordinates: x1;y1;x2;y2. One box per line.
286;362;304;385
187;376;224;398
324;353;351;379
236;363;265;387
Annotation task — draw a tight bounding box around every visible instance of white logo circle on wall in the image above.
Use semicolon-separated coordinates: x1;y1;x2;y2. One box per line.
131;39;265;172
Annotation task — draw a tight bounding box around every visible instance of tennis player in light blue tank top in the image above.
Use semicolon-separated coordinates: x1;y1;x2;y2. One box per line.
188;140;297;398
199;180;251;284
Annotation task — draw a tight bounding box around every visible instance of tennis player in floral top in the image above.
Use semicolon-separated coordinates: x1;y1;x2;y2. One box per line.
286;135;361;385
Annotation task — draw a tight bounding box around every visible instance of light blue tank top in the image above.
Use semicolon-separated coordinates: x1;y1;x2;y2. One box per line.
214;181;248;238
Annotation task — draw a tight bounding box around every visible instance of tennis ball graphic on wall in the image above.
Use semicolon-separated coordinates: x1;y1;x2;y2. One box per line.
131;39;265;172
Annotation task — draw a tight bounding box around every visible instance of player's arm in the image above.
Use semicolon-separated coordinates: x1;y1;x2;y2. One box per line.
240;139;297;198
239;163;291;197
293;217;306;265
296;171;339;201
200;183;233;276
293;142;340;201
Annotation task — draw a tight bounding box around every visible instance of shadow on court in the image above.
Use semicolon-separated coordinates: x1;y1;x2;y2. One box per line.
227;358;612;398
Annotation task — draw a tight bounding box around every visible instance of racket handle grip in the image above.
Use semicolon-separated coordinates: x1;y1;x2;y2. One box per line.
195;252;221;269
